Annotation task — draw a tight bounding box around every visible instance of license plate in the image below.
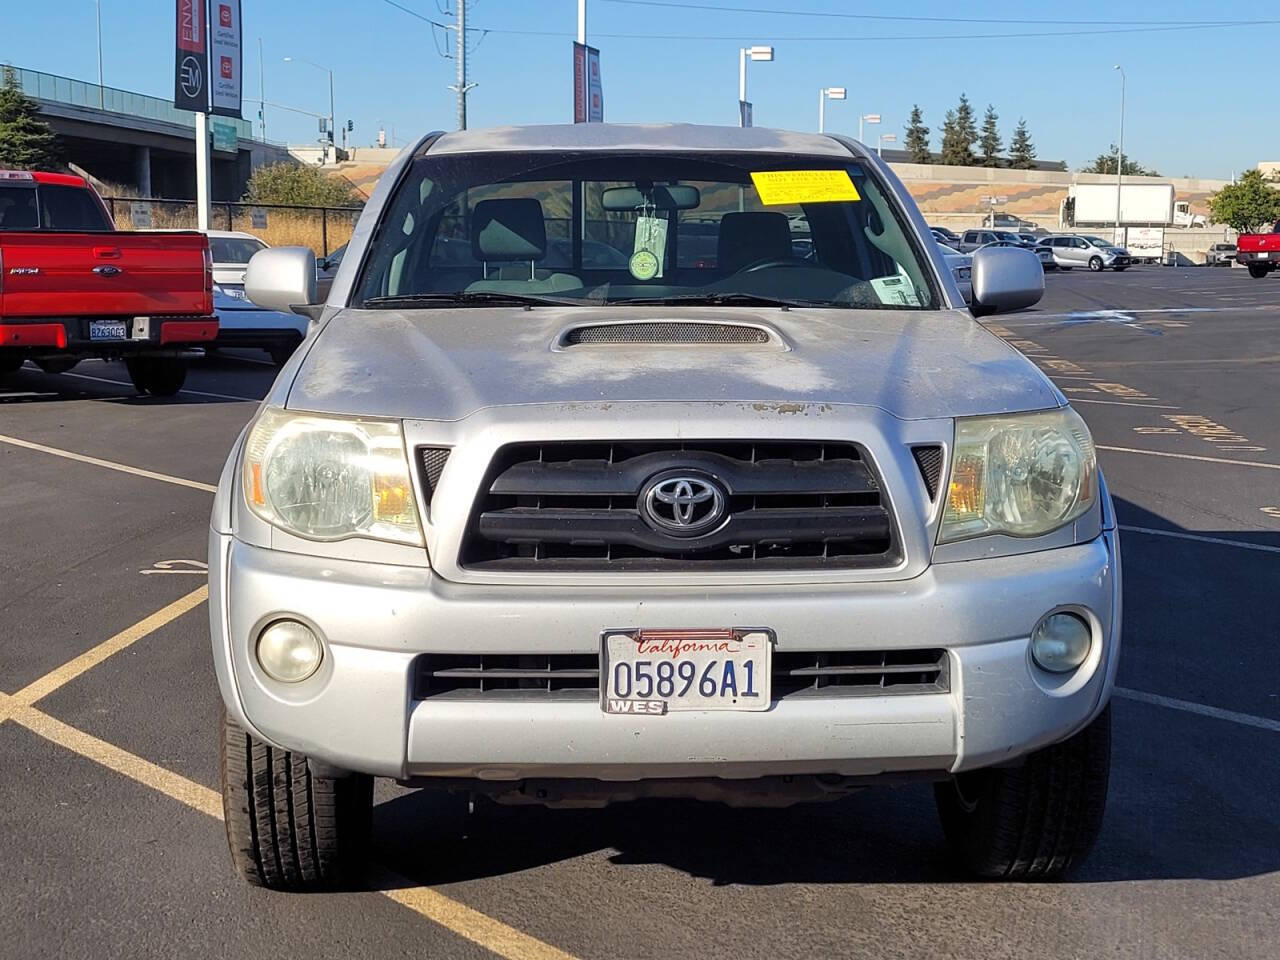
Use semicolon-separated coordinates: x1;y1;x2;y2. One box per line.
222;286;248;300
1256;252;1270;260
601;628;772;714
89;320;127;340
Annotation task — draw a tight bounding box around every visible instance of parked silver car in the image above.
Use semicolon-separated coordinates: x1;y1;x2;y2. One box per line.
216;123;1117;890
1040;234;1133;271
1205;242;1237;266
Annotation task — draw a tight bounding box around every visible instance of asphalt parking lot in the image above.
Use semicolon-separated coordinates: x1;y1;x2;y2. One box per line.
2;265;1277;960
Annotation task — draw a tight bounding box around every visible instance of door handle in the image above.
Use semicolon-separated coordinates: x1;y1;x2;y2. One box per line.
92;246;122;259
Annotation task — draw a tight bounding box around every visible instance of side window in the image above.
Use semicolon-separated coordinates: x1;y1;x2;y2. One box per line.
1074;238;1089;249
963;232;976;243
0;186;39;230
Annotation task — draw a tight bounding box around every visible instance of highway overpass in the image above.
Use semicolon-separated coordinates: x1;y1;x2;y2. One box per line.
5;65;292;199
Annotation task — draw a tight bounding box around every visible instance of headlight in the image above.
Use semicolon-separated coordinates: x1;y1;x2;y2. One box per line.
242;406;423;545
939;407;1096;543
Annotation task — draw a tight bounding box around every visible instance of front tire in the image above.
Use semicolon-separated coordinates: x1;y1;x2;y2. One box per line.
1247;263;1271;279
934;704;1111;881
221;711;373;890
1088;256;1104;272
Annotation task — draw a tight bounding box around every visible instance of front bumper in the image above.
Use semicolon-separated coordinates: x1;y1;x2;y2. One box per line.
210;527;1120;784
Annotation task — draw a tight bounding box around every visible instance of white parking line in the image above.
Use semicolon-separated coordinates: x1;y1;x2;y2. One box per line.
0;434;217;493
1097;445;1280;471
60;372;257;403
1118;525;1280;556
1115;688;1280;735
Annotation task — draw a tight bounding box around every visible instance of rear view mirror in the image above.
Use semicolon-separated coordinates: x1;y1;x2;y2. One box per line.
601;185;701;211
245;247;318;316
969;246;1044;316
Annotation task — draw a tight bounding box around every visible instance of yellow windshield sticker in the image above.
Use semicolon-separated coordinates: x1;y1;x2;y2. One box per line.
750;169;860;206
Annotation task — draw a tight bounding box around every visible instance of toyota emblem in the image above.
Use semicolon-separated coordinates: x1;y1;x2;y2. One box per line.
640;473;727;537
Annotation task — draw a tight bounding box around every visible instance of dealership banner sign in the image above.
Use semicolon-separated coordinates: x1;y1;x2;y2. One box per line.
174;0;209;112
572;42;603;123
210;0;242;118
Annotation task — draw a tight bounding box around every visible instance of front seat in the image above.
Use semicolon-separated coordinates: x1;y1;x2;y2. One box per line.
465;198;581;294
716;211;794;273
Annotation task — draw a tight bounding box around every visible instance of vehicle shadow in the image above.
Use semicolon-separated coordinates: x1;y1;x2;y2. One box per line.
367;496;1280;889
0;360;267;405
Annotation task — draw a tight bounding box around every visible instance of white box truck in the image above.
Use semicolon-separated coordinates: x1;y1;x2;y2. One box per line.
1068;183;1174;226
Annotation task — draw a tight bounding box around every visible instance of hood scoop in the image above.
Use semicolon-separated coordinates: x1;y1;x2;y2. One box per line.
557;320;781;348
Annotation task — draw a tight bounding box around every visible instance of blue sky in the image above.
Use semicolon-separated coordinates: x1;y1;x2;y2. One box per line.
2;0;1274;178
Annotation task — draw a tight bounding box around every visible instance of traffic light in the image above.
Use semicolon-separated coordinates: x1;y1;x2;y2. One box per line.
346;119;354;132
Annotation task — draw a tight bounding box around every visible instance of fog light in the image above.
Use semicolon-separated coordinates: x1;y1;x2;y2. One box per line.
1030;611;1092;673
256;620;323;683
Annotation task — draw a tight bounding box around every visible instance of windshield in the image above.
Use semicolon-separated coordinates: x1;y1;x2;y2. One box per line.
1083;236;1117;248
355;151;940;310
209;236;267;264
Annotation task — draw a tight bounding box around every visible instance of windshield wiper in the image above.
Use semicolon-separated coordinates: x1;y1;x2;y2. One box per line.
607;293;840;308
361;292;587;308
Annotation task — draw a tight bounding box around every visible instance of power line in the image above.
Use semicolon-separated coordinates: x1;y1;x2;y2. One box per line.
598;0;1272;27
463;20;1280;42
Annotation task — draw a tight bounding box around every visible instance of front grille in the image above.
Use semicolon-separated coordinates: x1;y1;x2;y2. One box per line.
459;441;900;572
414;649;948;701
562;322;771;345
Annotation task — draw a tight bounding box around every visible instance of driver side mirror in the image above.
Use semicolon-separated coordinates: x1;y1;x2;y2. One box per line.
969;245;1044;316
245;247;318;316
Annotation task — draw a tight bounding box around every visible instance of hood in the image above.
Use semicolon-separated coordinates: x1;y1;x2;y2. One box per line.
286;306;1062;422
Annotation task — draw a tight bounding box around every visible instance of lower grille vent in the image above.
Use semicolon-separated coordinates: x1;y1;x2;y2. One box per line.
414;649;948;701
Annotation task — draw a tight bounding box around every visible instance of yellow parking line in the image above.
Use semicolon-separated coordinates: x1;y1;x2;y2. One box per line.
0;433;217;493
9;704;224;818
10;585;209;708
375;870;579;960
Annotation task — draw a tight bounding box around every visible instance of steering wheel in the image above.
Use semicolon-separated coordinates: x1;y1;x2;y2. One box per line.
736;256;811;274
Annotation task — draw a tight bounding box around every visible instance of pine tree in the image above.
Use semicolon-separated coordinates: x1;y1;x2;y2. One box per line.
1009;118;1036;170
0;70;61;170
979;104;1001;167
903;104;931;163
940;95;978;166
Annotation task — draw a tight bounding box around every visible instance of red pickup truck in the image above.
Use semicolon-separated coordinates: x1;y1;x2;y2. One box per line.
1235;220;1280;278
0;170;217;395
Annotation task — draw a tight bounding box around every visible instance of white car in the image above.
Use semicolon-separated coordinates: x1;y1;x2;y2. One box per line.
204;231;308;365
938;242;973;303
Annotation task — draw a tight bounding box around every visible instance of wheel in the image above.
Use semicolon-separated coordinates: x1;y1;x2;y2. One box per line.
221;709;373;890
934;704;1111;881
1247;263;1271;279
0;352;24;375
1088;256;1104;272
34;356;80;374
268;341;298;367
124;357;187;396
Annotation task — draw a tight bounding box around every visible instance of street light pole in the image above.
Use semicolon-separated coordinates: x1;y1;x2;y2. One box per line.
878;133;897;157
818;86;845;134
95;0;103;107
737;45;772;127
1114;65;1125;240
859;113;880;144
284;56;336;161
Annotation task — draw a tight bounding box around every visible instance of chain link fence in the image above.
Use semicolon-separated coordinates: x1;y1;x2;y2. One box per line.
102;198;363;258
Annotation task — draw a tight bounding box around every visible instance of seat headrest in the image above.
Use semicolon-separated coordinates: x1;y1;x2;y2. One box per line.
471;198;547;262
716;212;793;273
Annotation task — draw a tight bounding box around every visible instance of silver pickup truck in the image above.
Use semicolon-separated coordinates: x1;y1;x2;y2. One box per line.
211;124;1119;890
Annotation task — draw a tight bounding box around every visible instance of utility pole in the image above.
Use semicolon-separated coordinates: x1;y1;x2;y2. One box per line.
95;0;104;107
258;38;266;142
448;0;476;130
1114;65;1126;243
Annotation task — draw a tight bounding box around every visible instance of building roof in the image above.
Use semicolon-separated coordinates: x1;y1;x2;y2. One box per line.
428;123;860;158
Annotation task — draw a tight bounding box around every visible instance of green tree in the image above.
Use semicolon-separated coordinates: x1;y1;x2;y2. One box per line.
1085;145;1159;177
1009;118;1036;170
1207;169;1280;234
242;161;360;207
979;104;1001;167
0;70;62;170
940;94;977;166
903;104;931;163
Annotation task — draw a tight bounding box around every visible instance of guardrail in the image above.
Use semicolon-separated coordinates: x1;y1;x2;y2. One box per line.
4;64;265;143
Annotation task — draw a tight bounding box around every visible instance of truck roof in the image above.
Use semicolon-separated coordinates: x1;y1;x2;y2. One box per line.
0;170;87;187
426;123;861;158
